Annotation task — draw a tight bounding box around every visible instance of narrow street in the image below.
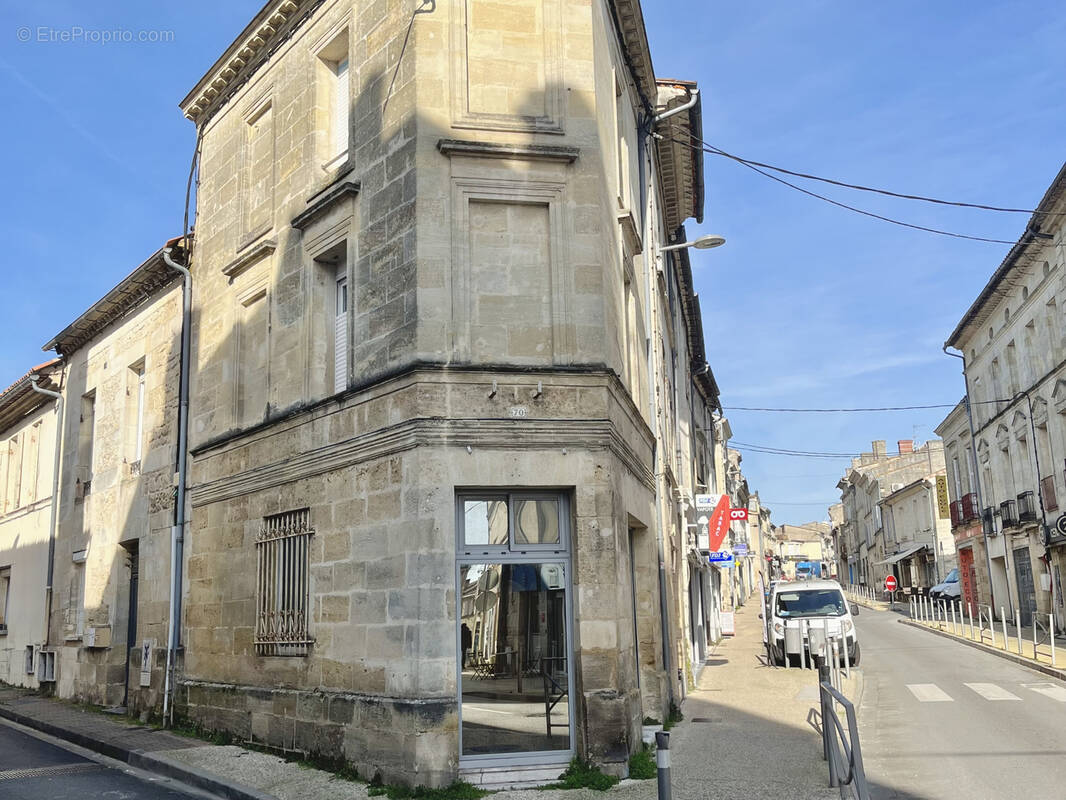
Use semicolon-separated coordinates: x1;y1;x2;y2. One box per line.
0;719;207;800
856;606;1066;799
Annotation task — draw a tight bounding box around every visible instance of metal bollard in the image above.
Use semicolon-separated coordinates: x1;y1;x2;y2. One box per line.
1001;607;1008;652
818;664;831;763
655;731;672;800
1034;611;1038;657
968;603;975;640
951;604;957;635
1016;610;1023;656
1051;614;1057;668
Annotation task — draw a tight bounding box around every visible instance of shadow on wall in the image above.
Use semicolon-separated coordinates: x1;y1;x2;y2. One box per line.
178;19;657;781
49;292;184;713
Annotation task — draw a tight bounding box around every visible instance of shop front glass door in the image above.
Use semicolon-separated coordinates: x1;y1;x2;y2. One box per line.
459;561;570;756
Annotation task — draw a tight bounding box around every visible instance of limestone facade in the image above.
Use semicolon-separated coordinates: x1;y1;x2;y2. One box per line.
879;475;956;592
941;163;1066;629
176;0;716;786
0;362;61;687
43;248;185;712
835;439;946;589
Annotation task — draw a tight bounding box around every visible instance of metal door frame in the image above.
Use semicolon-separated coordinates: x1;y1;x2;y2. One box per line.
455;492;575;769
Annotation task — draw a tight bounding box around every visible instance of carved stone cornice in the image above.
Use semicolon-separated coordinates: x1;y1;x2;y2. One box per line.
222;238;276;279
190;416;653;506
437;139;579;164
292;180;361;230
180;0;317;124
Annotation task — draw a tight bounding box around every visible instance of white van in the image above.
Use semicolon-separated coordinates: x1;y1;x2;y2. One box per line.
767;579;860;666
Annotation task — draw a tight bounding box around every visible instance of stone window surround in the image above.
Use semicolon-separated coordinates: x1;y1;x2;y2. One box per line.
448;0;564;134
238;88;276;251
447;170;574;364
233;269;271;426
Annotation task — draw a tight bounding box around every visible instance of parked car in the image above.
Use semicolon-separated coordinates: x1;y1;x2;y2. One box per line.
766;579;860;667
931;568;961;604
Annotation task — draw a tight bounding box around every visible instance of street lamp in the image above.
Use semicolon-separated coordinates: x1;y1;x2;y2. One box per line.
661;234;726;252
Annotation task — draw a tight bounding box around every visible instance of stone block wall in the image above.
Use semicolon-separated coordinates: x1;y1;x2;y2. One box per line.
52;284;183;710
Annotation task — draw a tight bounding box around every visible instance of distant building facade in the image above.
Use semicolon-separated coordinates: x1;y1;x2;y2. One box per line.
940;163;1066;629
836;439;946;589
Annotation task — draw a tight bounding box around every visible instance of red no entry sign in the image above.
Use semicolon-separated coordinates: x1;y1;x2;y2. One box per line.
884;575;898;592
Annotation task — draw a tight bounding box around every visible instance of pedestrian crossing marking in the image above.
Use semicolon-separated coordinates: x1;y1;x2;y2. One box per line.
1023;683;1066;702
964;683;1021;701
907;683;953;702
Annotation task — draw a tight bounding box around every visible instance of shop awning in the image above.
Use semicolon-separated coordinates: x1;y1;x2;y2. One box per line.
875;544;928;566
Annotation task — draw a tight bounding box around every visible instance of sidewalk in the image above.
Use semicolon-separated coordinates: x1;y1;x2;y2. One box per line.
1;611;852;800
669;605;857;799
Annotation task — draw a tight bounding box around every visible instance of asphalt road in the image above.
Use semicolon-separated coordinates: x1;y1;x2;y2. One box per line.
0;718;208;800
855;605;1066;799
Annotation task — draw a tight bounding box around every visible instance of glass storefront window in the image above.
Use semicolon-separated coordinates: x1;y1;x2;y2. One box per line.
463;498;509;547
514;498;561;545
459;561;569;756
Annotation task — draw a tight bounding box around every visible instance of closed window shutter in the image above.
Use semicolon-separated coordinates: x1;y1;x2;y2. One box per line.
335;265;348;393
331;59;349;158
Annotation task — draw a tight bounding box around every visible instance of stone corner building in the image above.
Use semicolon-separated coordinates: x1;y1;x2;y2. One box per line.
177;0;715;788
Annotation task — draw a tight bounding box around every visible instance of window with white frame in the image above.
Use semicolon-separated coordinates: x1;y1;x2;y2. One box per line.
256;508;314;656
318;30;350;167
335;263;348;393
127;361;146;464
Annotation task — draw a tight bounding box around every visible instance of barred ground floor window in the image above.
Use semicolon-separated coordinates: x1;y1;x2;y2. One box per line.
256;508;314;656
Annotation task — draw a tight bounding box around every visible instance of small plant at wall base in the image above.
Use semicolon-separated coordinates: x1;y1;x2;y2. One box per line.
540;758;620;791
664;703;683;731
628;748;657;780
641;716;661;725
367;780;487;799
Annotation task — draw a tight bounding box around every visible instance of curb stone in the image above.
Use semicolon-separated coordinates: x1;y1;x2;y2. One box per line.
0;702;276;800
898;618;1066;683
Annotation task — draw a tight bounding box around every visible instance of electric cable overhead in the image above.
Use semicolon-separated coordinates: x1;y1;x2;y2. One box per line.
688;141;1066;217
722;398;1011;413
680;137;1017;245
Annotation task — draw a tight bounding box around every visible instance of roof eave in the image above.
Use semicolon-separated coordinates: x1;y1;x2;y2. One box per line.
946;162;1066;349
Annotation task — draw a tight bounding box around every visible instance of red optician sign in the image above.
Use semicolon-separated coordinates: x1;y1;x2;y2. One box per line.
884;575;898;592
729;508;748;521
706;495;732;553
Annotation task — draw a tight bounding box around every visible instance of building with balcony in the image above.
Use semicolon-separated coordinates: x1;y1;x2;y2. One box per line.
941;162;1066;629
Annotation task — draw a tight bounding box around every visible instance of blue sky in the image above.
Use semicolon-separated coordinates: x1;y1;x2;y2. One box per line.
1;2;1064;522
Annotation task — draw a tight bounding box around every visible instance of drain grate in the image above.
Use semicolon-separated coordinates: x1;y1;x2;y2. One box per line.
690;717;717;723
0;762;101;781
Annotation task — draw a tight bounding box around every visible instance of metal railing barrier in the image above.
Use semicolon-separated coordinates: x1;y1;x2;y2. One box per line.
818;665;871;800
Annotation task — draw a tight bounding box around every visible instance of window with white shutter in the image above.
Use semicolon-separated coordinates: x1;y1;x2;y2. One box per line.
335;263;348;394
317;29;350;168
331;58;349;160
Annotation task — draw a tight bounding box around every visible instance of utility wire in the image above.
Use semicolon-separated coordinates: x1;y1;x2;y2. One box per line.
671;136;1017;245
723;403;957;412
694;142;1066;217
722;398;1012;413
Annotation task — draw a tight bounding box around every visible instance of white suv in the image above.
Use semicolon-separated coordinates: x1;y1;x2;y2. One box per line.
768;579;860;666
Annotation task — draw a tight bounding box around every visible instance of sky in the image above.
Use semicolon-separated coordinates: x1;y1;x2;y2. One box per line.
1;2;1064;524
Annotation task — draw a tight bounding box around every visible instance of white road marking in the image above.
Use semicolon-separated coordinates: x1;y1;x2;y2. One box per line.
907;683;954;702
964;682;1021;701
1023;683;1066;702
